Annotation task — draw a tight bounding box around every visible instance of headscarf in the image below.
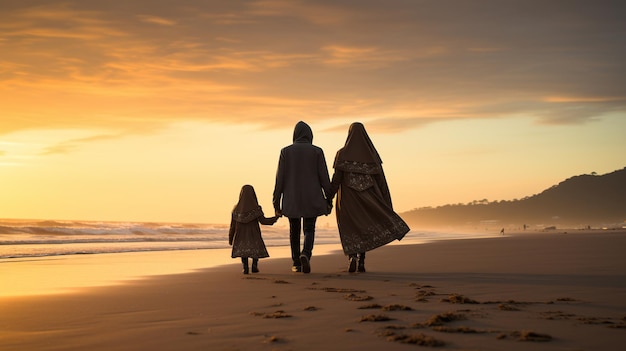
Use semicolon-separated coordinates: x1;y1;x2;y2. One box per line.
333;122;382;174
293;121;313;143
232;185;263;223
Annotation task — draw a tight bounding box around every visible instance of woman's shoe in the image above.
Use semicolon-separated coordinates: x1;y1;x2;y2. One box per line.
357;263;366;273
348;256;357;273
357;253;366;272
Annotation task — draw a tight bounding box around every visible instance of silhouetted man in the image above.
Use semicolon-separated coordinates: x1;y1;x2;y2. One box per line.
273;121;332;273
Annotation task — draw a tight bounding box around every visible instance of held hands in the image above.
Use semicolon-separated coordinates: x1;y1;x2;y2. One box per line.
272;209;283;224
325;199;333;216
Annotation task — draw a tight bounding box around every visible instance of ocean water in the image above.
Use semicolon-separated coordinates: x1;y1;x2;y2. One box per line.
0;219;503;296
0;219;343;259
0;218;499;260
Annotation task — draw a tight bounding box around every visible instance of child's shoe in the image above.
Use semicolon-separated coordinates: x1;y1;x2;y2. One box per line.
242;257;249;274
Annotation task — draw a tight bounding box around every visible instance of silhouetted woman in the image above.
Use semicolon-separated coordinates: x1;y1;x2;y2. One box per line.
329;122;410;272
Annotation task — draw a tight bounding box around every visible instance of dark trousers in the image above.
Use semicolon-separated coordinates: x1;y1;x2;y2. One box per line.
289;217;317;266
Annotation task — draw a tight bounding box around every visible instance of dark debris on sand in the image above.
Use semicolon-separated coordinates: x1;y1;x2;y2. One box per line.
250;310;293;319
360;314;394;322
378;330;445;347
381;324;408;330
382;304;414;311
540;310;576;320
498;331;553;342
262;335;283;344
431;326;489;334
555;297;579;302
344;293;374;301
358;303;383;309
325;287;366;293
440;294;479;304
416;290;437;298
498;303;521;311
308;287;366;293
414;312;467;327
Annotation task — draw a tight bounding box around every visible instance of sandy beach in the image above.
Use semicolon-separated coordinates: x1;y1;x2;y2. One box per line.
1;230;625;351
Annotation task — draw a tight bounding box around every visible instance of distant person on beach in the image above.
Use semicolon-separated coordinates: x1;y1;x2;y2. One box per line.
229;185;279;274
328;122;410;273
273;121;332;274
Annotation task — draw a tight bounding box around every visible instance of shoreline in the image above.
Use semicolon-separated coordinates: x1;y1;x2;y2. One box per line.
0;228;616;298
0;230;505;297
0;244;339;298
1;230;625;350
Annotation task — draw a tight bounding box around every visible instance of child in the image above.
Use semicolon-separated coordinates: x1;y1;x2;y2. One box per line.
229;185;279;274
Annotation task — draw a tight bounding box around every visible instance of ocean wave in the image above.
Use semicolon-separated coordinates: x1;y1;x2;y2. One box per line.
0;220;227;236
0;219;340;259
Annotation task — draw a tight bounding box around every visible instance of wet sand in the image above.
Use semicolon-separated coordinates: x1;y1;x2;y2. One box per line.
1;230;625;350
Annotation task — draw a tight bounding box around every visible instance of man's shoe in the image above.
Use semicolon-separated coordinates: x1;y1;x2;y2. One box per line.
300;255;311;274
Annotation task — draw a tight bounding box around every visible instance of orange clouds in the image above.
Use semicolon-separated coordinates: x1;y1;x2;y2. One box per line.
0;0;624;138
1;1;625;224
321;45;410;67
137;15;177;26
544;96;626;103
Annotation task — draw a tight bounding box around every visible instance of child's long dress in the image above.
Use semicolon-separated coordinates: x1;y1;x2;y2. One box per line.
229;214;272;258
229;185;271;259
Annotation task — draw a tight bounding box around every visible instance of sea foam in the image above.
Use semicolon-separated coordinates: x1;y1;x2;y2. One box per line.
0;219;340;259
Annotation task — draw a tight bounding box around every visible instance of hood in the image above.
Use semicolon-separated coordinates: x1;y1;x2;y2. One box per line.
292;121;313;143
333;122;382;169
232;184;262;223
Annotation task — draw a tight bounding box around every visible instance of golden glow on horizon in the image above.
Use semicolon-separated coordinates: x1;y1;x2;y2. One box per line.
543;96;626;103
1;1;625;224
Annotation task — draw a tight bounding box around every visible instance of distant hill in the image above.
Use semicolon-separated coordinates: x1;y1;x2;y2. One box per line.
401;167;626;230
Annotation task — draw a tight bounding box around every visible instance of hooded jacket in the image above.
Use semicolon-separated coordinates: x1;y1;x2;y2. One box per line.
273;121;332;218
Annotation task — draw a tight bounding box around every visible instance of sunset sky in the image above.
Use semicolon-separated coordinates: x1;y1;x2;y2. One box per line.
1;0;624;225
